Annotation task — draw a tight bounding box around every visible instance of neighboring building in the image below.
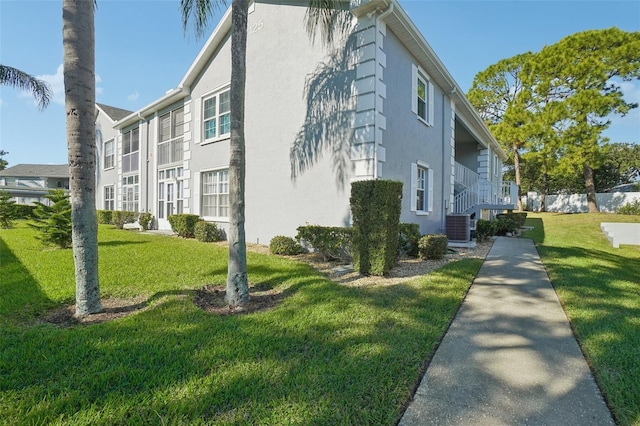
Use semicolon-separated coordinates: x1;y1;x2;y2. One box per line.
95;0;515;244
0;164;69;205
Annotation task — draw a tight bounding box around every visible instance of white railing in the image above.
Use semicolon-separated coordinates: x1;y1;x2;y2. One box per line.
454;180;517;213
454;162;479;190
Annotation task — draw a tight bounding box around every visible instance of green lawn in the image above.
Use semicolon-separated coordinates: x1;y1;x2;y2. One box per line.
0;223;482;425
524;213;640;426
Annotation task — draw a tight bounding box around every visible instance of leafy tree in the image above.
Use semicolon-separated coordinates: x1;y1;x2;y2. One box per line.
29;189;72;248
63;0;102;315
0;65;52;110
0;190;16;229
527;28;640;212
0;150;8;171
594;142;640;191
181;0;348;307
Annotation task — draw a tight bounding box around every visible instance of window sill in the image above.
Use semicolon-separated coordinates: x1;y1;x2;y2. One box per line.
201;216;229;223
416;116;432;127
415;211;430;216
201;135;231;146
103;166;115;171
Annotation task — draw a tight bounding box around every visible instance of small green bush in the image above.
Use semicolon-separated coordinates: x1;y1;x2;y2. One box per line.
112;210;138;229
0;190;16;229
269;235;302;255
97;210;113;225
495;215;519;235
29;189;72;249
512;212;528;227
475;219;496;242
617;200;640;215
138;212;153;230
194;220;224;242
296;225;352;262
398;223;421;258
418;234;448;260
168;214;200;238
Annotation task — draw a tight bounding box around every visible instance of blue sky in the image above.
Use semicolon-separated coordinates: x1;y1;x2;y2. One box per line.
1;0;639;167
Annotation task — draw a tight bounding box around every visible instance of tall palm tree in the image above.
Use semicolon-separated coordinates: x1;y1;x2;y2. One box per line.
0;65;52;110
181;0;349;307
63;0;102;316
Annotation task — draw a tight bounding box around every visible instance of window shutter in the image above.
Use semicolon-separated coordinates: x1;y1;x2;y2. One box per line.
411;64;418;115
410;162;417;212
427;168;434;212
428;81;435;126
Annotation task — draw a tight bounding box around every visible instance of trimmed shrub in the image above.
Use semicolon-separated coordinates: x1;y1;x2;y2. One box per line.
112;210;137;229
138;212;153;230
194;220;224;242
0;190;16;229
399;222;421;258
296;225;352;262
512;212;528;227
350;180;403;276
418;234;448;260
617;200;640;215
475;219;496;242
97;210;113;225
495;214;519;235
269;235;302;255
29;189;72;249
168;214;200;238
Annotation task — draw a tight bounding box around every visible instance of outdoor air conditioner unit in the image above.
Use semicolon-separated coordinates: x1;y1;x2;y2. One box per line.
446;214;471;242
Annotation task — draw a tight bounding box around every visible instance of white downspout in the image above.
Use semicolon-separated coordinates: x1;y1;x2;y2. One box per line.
368;2;393;180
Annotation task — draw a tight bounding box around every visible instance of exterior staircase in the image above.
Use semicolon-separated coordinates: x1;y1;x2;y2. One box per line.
453;162;517;216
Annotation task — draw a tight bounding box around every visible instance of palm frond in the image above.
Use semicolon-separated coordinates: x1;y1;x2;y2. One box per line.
0;65;52;110
181;0;227;39
305;0;352;46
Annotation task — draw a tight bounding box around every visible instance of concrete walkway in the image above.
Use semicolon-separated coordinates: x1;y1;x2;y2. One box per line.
399;237;614;426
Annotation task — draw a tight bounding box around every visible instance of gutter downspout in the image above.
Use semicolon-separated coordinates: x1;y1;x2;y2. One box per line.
137;112;150;214
442;86;456;230
368;2;393;180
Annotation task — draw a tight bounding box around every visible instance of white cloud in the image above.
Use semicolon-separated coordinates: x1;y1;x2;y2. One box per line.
127;90;140;102
23;64;104;106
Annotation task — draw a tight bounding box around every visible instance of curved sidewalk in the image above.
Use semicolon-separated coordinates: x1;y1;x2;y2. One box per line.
399;237;614;426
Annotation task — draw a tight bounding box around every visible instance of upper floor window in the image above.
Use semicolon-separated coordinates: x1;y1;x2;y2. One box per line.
412;64;434;126
158;107;184;165
203;89;230;143
122;129;139;173
104;139;114;169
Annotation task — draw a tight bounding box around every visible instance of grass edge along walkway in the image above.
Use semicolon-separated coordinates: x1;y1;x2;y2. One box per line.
0;223;482;425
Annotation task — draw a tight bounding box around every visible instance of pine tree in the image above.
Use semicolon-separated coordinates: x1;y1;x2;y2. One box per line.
30;189;72;249
0;190;16;229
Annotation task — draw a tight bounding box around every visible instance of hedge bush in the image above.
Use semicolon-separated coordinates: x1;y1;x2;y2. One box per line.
398;222;421;258
495;215;519;235
617;200;640;215
112;210;138;229
168;214;200;238
475;219;496;242
138;212;153;230
418;234;448;260
269;235;302;255
97;210;113;225
296;225;352;262
194;220;224;242
350;180;403;276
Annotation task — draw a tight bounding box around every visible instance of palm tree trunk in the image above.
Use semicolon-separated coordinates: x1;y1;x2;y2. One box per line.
226;0;250;308
583;162;599;213
63;0;102;316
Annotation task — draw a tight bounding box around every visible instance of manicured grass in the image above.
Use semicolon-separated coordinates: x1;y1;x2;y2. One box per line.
0;222;482;425
524;213;640;426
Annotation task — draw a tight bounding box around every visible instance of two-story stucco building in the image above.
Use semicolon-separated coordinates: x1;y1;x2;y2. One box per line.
95;0;515;244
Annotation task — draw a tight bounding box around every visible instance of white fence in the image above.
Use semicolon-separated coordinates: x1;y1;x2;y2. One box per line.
524;191;640;213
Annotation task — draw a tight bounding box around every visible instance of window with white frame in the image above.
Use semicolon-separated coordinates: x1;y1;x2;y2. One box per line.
104;139;114;169
104;185;115;210
122;174;139;212
201;169;229;219
412;64;435;126
493;154;500;177
158;107;184;165
203;89;230;142
158;166;184;219
122;128;139;173
411;162;433;214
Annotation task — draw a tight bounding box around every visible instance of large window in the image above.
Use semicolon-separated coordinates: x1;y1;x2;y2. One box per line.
411;162;433;214
201;169;229;219
203;89;230;142
122;175;139;212
104;185;115;210
104;139;114;169
412;65;434;126
122;129;139;173
158;107;184;165
158;167;184;219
